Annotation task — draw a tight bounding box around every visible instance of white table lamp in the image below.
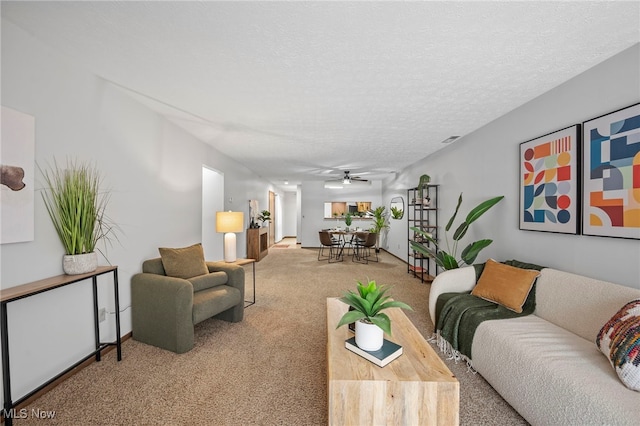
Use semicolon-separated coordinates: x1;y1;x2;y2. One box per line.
216;211;244;262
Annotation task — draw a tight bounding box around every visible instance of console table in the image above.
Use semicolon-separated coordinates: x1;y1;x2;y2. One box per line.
247;227;268;261
1;266;122;425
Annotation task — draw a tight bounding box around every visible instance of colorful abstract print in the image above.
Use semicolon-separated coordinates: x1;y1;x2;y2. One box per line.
586;112;640;230
522;134;575;230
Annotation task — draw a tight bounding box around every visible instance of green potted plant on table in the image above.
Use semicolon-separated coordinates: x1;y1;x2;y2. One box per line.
344;212;353;231
410;193;504;270
258;210;271;227
336;279;412;351
39;159;118;275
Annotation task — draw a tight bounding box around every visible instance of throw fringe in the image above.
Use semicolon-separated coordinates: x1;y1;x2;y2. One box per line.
429;331;477;374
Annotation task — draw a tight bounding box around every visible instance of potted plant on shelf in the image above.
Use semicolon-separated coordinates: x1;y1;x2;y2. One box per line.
258;210;271;227
410;193;504;270
336;279;412;351
416;174;431;205
39;158;118;275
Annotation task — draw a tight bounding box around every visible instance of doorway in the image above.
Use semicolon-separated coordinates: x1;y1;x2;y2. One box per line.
202;166;224;260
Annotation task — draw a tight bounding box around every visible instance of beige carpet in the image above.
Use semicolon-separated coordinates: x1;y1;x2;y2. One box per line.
16;248;527;425
272;237;299;249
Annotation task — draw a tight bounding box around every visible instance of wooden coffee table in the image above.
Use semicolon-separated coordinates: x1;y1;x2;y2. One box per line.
326;297;459;425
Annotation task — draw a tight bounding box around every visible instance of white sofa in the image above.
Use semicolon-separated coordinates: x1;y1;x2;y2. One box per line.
429;266;640;426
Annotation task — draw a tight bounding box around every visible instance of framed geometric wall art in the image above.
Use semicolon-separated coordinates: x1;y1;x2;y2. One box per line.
519;125;580;234
582;103;640;240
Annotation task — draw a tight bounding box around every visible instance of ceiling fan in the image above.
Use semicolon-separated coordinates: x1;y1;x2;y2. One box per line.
324;171;371;188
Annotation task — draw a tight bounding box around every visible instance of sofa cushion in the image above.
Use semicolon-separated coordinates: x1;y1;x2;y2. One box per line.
596;299;640;391
187;271;228;292
471;258;540;313
192;285;242;325
535;269;640;342
472;315;640;425
158;243;209;279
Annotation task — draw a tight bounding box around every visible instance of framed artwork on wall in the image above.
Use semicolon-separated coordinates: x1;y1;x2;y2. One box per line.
519;125;580;234
582;103;640;240
1;106;35;244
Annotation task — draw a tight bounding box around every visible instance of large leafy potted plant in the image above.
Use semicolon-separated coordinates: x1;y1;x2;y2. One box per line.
336;279;412;351
368;206;389;252
40;159;117;275
410;193;504;270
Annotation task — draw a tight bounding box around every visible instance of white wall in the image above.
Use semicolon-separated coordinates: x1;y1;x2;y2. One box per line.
299;181;383;247
385;43;640;289
273;191;283;243
0;19;277;403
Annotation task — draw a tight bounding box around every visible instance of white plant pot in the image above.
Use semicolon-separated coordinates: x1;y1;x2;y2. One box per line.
63;252;98;275
355;320;384;351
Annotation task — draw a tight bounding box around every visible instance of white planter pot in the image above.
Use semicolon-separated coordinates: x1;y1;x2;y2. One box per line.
355;320;384;351
63;252;98;275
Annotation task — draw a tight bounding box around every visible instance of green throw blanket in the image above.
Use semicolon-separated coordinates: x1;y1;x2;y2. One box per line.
434;260;545;361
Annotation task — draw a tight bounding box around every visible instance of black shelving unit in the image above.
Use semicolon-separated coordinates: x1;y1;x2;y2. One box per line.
407;185;439;283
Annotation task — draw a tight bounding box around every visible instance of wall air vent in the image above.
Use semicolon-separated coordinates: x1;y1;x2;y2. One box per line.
441;136;460;144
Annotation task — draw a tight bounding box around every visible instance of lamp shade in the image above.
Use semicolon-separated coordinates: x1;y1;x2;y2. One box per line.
216;211;244;233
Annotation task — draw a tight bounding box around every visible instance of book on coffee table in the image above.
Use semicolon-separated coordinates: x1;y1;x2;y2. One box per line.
345;336;403;367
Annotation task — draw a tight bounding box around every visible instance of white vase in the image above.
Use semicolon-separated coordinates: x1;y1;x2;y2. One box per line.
63;252;98;275
355;320;384;351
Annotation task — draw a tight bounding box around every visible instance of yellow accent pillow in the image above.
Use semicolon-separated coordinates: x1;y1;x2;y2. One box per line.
158;243;209;279
471;259;540;313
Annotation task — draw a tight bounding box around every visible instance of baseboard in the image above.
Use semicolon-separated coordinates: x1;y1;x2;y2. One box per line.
0;332;132;423
381;248;404;263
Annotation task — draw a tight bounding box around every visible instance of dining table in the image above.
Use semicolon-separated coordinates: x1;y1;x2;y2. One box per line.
327;229;369;258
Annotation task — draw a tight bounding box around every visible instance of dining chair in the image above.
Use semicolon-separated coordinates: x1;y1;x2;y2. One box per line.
318;231;344;263
352;232;378;264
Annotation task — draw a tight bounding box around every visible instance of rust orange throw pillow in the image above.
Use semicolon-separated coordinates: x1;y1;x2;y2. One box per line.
471;259;541;313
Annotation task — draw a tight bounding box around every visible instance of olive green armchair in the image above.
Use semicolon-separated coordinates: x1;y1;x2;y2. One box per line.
131;258;244;353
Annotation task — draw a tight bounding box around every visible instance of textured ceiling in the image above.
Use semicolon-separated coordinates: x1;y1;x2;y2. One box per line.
2;1;639;189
